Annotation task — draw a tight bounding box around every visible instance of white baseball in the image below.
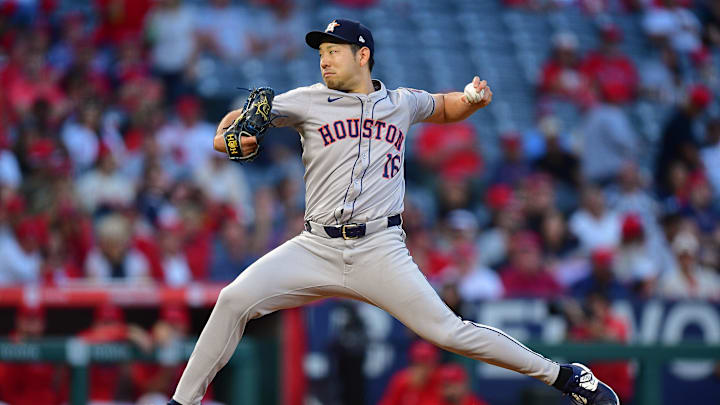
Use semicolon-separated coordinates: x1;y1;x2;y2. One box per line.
464;82;485;104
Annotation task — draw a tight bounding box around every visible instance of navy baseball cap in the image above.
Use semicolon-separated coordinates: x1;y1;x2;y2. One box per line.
305;19;374;57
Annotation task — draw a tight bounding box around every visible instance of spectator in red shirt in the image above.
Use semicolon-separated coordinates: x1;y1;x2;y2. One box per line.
54;204;94;272
3;27;68;118
180;202;212;281
501;231;564;298
95;0;153;46
404;199;452;281
41;224;84;285
433;363;489;405
379;341;442;405
580;24;638;105
111;34;152;84
415;121;483;181
78;303;152;403
539;31;593;105
131;305;211;403
569;293;634;403
0;304;68;405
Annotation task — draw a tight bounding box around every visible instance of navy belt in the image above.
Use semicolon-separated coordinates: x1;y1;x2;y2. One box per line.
305;214;402;240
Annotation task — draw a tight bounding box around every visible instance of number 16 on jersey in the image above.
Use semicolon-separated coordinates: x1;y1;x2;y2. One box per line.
383;153;401;179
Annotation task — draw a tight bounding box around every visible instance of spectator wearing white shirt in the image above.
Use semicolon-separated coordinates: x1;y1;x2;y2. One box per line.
61;102;125;173
145;0;198;101
155;95;216;179
447;211;504;301
446;242;504;302
0;147;22;190
607;163;660;232
0;219;42;285
194;153;254;224
253;0;309;61
606;163;669;263
75;144;137;214
643;0;702;53
638;45;683;105
577;98;642;185
700;120;720;198
613;214;660;292
569;186;621;253
158;220;192;286
659;231;720;300
0;110;20;191
195;0;255;62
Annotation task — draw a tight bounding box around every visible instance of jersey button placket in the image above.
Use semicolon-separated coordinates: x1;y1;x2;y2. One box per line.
346;98;369;222
361;99;371;171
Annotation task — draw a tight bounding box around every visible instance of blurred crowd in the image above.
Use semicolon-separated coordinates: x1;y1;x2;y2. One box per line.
0;0;720;403
0;0;716;293
403;0;720;309
0;0;319;288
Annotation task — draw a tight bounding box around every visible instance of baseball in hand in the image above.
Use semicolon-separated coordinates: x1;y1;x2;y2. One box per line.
464;82;485;104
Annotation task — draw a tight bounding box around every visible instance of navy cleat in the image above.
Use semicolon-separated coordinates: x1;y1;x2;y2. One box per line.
560;363;620;405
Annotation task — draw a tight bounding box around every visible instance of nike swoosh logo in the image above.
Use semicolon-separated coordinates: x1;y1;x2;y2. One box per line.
328;96;342;102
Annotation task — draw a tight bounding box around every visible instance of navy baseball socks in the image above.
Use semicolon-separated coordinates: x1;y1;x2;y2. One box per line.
167;400;182;405
552;363;620;405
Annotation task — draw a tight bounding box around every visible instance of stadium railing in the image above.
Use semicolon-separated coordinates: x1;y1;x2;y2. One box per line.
0;338;261;405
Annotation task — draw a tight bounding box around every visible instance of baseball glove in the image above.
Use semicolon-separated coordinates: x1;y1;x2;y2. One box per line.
222;87;275;161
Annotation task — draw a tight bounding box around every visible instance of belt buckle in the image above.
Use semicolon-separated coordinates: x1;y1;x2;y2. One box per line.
341;223;360;240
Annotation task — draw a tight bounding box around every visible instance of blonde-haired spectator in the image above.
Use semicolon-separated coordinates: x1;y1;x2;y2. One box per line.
85;214;151;283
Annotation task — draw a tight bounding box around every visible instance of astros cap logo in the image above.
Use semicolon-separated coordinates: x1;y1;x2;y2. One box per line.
325;20;340;33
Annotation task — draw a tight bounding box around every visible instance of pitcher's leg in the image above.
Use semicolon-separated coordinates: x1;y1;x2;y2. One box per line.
173;234;344;405
348;228;560;385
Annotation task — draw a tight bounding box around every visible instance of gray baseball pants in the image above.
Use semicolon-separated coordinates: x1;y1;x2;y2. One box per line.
172;226;560;405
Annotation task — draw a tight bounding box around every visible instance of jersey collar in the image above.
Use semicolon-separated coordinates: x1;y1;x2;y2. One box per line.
369;79;388;100
322;79;388;101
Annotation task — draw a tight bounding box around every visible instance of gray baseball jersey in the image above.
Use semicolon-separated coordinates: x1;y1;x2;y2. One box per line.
271;80;434;224
171;80;562;405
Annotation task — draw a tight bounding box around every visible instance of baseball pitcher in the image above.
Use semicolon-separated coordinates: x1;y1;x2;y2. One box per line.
168;19;619;405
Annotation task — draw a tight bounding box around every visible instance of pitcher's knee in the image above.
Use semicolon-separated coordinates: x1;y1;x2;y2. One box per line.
414;327;455;350
422;318;474;350
217;285;250;315
441;330;465;350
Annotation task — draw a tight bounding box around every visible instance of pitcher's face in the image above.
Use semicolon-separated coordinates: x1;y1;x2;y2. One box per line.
318;43;363;91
